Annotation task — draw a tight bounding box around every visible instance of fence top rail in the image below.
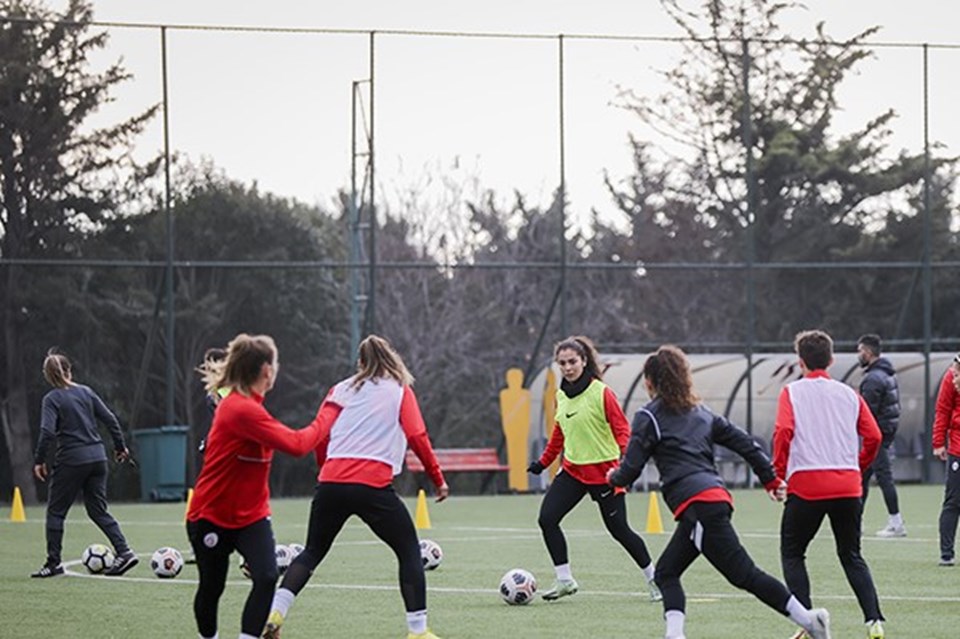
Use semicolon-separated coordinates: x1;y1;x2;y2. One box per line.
3;15;960;49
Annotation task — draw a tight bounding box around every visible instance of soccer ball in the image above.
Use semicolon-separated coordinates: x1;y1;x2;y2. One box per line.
288;542;305;558
150;547;184;579
499;568;537;605
275;544;294;575
419;539;443;571
81;543;115;574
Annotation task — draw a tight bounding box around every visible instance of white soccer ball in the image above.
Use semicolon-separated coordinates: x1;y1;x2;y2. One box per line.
275;544;294;575
288;542;305;558
419;539;443;571
499;568;537;605
81;543;115;574
150;547;184;579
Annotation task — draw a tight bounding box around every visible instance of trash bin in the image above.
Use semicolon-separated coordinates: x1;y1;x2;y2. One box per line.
132;426;188;502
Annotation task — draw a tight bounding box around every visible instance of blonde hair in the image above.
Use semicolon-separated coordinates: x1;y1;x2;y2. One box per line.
43;350;73;389
197;334;277;395
353;335;413;388
953;355;960;393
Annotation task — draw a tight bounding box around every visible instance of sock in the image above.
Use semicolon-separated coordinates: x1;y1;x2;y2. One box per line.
406;609;427;634
200;634;218;639
555;563;573;581
272;587;296;617
785;596;813;629
890;513;903;527
238;634;258;639
643;563;656;582
664;610;685;638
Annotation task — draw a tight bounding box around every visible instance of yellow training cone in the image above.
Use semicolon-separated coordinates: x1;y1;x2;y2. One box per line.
10;486;26;523
645;491;664;534
183;487;194;522
414;489;432;530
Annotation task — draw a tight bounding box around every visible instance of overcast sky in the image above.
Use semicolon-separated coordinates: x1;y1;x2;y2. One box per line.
49;1;960;228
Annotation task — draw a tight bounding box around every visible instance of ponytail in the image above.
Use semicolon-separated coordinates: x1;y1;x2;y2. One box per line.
42;349;73;389
643;345;698;412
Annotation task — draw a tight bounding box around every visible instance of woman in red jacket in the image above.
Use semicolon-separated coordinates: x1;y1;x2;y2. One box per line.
263;335;448;639
186;334;330;639
933;353;960;566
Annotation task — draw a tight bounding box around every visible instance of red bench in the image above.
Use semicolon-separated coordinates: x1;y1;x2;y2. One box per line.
405;447;510;494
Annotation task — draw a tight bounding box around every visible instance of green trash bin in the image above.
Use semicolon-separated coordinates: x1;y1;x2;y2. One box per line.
132;426;188;502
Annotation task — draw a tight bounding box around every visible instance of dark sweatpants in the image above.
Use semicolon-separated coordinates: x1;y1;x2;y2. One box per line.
781;495;884;622
45;460;129;566
537;470;652;570
938;454;960;562
187;517;278;638
281;483;426;612
656;501;791;615
862;437;900;515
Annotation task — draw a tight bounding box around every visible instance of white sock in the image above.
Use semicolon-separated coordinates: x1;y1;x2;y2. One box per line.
200;634;218;639
406;609;428;635
238;634;258;639
664;610;685;638
643;563;656;582
890;513;904;527
555;563;573;581
272;587;296;617
785;595;813;629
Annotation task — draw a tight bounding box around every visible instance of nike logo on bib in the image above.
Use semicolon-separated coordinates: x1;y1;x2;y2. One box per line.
565;412;577;419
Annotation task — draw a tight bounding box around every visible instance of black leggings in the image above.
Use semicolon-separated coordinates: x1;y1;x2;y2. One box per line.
45;460;129;565
657;501;791;615
186;517;278;638
537;470;652;570
280;482;426;612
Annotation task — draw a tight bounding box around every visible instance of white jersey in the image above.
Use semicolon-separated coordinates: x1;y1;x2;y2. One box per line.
784;376;861;479
325;377;407;475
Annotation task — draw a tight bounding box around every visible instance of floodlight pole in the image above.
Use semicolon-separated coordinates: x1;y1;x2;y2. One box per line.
161;27;176;426
558;34;567;339
742;39;756;434
921;44;933;482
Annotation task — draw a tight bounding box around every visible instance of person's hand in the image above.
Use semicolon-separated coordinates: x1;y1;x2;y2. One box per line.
435;482;450;503
765;478;787;502
605;467;619;486
935;446;948;461
526;460;545;475
115;447;130;463
33;463;48;482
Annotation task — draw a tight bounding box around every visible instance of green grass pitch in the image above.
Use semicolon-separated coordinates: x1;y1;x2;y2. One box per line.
1;484;956;638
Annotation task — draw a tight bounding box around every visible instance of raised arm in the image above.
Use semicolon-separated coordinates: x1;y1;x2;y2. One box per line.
607;408;657;488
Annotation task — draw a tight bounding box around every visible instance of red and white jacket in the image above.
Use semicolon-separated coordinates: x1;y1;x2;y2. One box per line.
773;370;881;501
314;378;445;490
932;368;960;457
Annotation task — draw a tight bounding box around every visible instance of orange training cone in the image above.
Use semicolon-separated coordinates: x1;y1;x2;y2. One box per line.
183;487;194;522
10;486;26;522
414;489;432;530
645;491;664;534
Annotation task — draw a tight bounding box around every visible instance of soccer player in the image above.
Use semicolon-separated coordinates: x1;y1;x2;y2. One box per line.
856;334;906;537
608;345;831;639
932;352;960;567
264;335;448;639
526;336;659;603
30;350;139;578
774;330;885;639
186;334;329;639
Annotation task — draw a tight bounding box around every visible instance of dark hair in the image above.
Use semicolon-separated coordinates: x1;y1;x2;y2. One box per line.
354;335;414;388
643;345;698;412
198;334;277;395
795;329;833;371
857;334;882;356
43;349;73;389
554;335;603;380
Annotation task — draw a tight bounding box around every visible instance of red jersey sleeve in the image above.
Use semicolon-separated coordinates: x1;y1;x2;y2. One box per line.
856;395;882;471
540;422;565;466
311;401;343;468
239;398;326;456
772;386;795;480
933;371;957;448
400;386;445;489
603;387;630;453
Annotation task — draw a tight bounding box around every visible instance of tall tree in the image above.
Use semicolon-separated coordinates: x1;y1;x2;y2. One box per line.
610;0;941;345
0;0;156;502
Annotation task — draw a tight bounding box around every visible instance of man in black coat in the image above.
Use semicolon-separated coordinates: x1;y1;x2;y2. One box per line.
857;334;906;537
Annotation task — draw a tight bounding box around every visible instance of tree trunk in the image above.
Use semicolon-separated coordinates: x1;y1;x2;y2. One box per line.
3;263;37;504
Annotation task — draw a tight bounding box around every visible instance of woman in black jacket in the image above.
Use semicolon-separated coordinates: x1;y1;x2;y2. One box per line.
607;345;830;639
31;350;138;578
